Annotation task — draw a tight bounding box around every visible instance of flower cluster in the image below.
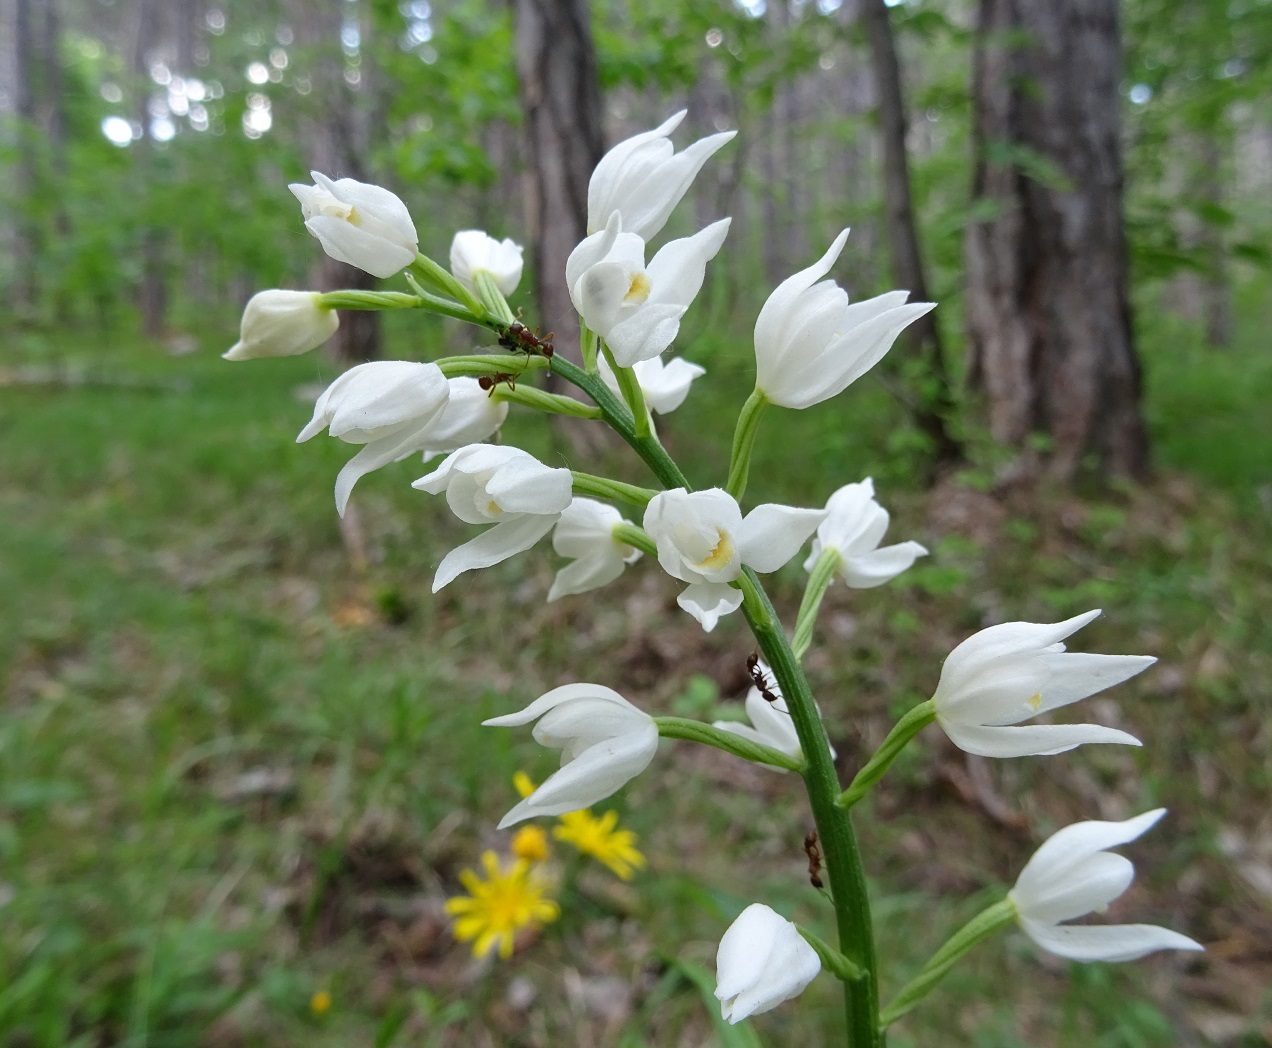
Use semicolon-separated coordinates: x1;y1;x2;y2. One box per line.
227;113;1200;1035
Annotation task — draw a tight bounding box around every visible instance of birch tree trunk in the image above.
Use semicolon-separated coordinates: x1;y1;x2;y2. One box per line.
966;0;1149;482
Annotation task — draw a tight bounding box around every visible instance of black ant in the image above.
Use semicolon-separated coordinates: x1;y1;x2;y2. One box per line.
804;831;824;890
497;321;554;357
746;651;781;704
478;372;517;396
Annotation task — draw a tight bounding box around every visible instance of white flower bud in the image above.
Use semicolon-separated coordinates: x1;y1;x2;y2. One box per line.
715;903;821;1024
449;230;524;296
289;172;418;279
223;290;338;361
596;353;705;416
804;478;927;588
548;498;642;602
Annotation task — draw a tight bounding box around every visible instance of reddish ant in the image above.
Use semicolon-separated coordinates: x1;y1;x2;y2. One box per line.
498;321;555;357
804;831;824;890
746;651;781;704
478;372;518;396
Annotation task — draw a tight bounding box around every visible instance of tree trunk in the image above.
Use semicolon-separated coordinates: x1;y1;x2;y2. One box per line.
512;0;603;362
859;0;962;469
966;0;1148;482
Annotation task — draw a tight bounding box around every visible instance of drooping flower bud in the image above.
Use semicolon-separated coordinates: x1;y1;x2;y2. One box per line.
223;290;338;361
715;903;821;1024
449;230;524;296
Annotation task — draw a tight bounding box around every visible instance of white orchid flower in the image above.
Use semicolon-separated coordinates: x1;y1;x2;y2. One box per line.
223;290;338;361
711;661;833;767
449;230;524;296
587;110;736;241
754;230;935;409
715;903;821;1024
419;377;509;465
804;478;928;588
548;498;642;602
484;684;659;827
642;488;825;631
1009;809;1204;962
597;352;705;416
932;610;1153;758
412;444;573;591
567;214;730;367
289;171;418;279
298;361;450;516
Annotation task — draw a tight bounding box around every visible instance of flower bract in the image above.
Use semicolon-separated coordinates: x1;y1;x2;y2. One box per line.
223;290;338;361
587;110;735;241
297;361;450;516
483;684;659;827
754;230;935;409
715;903;821;1023
567;213;730;367
804;477;928;588
553;809;646;880
445;850;560;960
548;498;642;602
1009;809;1204;962
289;171;418;278
932;609;1153;758
642;488;825;631
412;444;573;591
450;230;524;296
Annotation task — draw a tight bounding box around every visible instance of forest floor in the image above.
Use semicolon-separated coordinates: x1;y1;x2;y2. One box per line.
1;308;1270;1048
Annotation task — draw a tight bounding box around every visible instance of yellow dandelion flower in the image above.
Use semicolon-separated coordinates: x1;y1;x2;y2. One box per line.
554;809;646;880
445;850;560;960
513;770;537;798
512;825;551;863
310;990;332;1015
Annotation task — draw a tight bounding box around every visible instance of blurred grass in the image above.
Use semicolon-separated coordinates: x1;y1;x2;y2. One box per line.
0;286;1270;1046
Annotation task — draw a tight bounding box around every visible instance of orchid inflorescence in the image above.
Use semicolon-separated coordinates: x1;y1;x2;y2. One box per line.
226;112;1201;1042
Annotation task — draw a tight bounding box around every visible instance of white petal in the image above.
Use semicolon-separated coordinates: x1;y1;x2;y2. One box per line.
939;720;1142;758
1015;810;1167;893
839;541;928;588
566;217;623;292
1012;853;1136;924
753;230;850;383
605;303;688;367
304;215;415;278
645;218;732;309
939;610;1103;687
431;514;558;591
482;684;638;727
677;582;743;632
484;459;574;516
1019;919;1204;963
737;504;828;573
1034;652;1156;713
636;357;706;414
548;554;628;602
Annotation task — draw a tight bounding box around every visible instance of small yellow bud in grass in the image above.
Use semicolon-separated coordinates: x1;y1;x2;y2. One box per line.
512;825;550;863
310;990;332;1016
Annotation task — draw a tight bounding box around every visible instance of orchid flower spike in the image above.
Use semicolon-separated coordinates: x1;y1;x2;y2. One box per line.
932;610;1153;758
418;377;509;465
711;659;834;767
587;110;736;241
298;361;450;516
548;498;643;602
1009;809;1204;962
412;444;573;591
804;478;928;588
643;488;826;631
289;171;418;279
596;353;705;416
567;213;730;367
223;290;338;361
715;903;821;1024
484;684;659;827
449;230;524;296
754;230;935;409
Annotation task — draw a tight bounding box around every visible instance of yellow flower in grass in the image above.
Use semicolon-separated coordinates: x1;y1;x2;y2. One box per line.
512;824;551;863
554;809;646;880
310;989;332;1015
446;850;560;960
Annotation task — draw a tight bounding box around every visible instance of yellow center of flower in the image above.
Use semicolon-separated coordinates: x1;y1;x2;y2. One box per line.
1027;692;1043;711
697;529;735;571
624;272;651;304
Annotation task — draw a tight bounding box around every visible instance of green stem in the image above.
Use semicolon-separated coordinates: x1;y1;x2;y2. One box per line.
798;925;865;983
549;356;690;492
581;321;599;373
318;290;422;311
571;473;658;508
724;388;770;500
738;571;880;1047
435;354;549;379
401;273;494;328
878;899;1016;1029
602;344;652;439
494;386;600;419
792;548;842;660
610;522;657;558
836;701;936;810
473;271;517;325
653;716;805;773
409;253;486;319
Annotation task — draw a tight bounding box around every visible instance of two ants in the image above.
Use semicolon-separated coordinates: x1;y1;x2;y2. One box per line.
480;322;554;397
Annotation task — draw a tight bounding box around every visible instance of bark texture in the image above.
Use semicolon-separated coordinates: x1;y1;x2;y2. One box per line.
513;0;603;362
966;0;1149;481
860;0;962;468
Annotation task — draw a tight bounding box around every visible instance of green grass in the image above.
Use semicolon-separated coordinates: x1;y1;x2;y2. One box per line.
1;296;1269;1047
